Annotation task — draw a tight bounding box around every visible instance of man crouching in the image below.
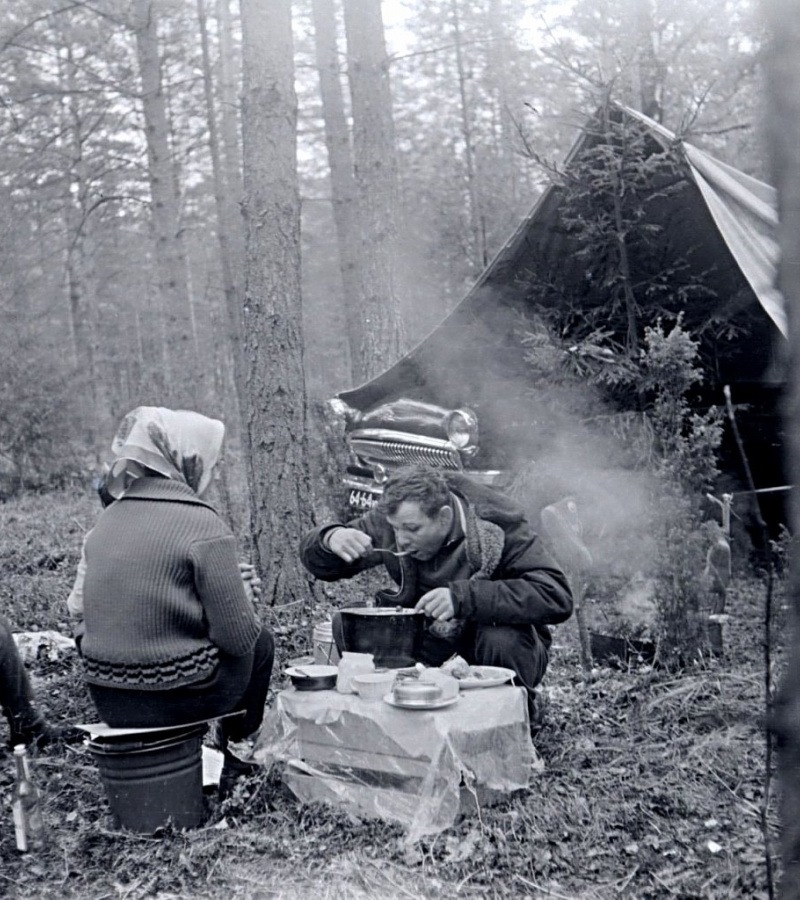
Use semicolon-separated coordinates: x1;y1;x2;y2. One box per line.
299;465;573;724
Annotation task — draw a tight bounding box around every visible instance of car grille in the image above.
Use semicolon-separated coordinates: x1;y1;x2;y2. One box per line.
349;437;461;470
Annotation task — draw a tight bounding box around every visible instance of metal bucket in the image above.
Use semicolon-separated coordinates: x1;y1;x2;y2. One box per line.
313;620;340;665
88;724;206;833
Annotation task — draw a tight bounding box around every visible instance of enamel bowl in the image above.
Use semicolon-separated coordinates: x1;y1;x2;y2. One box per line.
286;664;338;691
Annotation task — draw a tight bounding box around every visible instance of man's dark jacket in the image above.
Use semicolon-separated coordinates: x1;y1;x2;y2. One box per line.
300;473;573;650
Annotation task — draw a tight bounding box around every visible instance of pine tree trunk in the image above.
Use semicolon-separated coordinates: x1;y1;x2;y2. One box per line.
216;0;245;291
311;0;362;386
196;0;243;423
58;35;100;449
131;0;199;408
487;0;519;212
239;0;317;609
631;0;665;122
763;0;800;894
451;0;482;270
342;0;404;381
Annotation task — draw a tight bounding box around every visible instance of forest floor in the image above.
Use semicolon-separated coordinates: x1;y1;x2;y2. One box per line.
0;489;784;899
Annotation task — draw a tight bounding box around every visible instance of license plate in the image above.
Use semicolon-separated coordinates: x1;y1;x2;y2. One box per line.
348;489;378;511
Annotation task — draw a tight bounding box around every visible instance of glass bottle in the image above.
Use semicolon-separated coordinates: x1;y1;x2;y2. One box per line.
12;744;47;852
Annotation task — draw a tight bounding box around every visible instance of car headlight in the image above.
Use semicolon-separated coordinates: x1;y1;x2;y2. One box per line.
446;409;478;451
373;463;390;484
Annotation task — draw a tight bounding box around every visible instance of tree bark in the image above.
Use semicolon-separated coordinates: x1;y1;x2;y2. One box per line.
762;0;800;894
631;0;664;122
239;0;317;609
56;30;101;450
342;0;404;381
196;0;244;420
311;0;362;386
131;0;199;408
216;0;246;306
451;0;482;270
603;103;640;356
487;0;519;214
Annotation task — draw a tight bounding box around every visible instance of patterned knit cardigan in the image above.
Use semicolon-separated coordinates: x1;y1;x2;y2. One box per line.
81;477;260;691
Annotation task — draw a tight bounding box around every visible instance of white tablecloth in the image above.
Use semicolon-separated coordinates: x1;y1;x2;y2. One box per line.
253;685;535;839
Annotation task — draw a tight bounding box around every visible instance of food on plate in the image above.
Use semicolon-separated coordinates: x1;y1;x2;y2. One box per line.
440;655;470;679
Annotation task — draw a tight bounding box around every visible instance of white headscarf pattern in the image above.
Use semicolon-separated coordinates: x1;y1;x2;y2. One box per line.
107;407;225;499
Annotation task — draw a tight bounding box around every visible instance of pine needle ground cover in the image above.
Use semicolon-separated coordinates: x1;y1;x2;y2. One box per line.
0;490;781;899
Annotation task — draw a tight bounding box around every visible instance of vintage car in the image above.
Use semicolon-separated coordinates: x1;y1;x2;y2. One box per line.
332;397;502;512
332;103;784;523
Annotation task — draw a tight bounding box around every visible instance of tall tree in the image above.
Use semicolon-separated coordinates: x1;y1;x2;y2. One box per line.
391;0;559;334
311;0;360;385
196;0;244;415
450;0;482;268
131;0;199;408
55;20;101;448
763;0;800;893
216;0;245;303
342;0;404;381
542;0;763;165
239;0;317;607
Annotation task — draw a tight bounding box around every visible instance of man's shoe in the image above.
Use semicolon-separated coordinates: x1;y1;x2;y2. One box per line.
218;753;260;800
529;690;548;737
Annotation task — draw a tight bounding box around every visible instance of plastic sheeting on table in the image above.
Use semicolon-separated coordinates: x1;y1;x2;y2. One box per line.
252;685;537;840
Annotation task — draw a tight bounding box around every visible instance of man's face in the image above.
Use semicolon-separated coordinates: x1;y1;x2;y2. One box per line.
385;500;453;561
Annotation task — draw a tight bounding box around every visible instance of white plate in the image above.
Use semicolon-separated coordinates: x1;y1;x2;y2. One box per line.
457;666;516;689
383;694;460;711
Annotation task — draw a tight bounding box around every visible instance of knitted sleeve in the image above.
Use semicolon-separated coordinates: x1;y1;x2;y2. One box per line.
190;534;260;656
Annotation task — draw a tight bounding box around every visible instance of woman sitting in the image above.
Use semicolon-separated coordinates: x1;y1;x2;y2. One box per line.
80;406;274;796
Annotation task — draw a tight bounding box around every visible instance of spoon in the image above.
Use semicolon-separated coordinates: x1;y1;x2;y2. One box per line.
374;548;412;558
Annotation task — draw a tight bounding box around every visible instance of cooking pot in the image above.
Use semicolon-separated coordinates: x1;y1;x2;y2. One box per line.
339;607;424;668
392;680;443;705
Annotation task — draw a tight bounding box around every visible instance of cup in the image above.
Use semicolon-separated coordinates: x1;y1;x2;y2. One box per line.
351;671;397;701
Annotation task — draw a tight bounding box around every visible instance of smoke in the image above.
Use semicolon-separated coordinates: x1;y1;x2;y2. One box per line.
503;387;662;580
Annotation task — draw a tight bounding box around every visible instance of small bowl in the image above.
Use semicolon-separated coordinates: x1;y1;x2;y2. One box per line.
352;671;397;701
392;681;443;705
286;664;338;691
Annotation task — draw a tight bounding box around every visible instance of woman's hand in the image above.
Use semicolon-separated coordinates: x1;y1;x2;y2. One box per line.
239;562;262;603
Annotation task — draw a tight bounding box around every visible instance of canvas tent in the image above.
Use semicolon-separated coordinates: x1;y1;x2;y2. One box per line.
337;105;782;430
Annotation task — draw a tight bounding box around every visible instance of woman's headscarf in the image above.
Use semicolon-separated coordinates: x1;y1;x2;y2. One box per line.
107;407;225;499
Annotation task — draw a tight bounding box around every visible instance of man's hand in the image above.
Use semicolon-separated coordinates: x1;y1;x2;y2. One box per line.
415;587;455;621
326;527;373;563
239;562;262;603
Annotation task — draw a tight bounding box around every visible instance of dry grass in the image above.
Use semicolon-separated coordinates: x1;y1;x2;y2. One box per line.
0;489;783;899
